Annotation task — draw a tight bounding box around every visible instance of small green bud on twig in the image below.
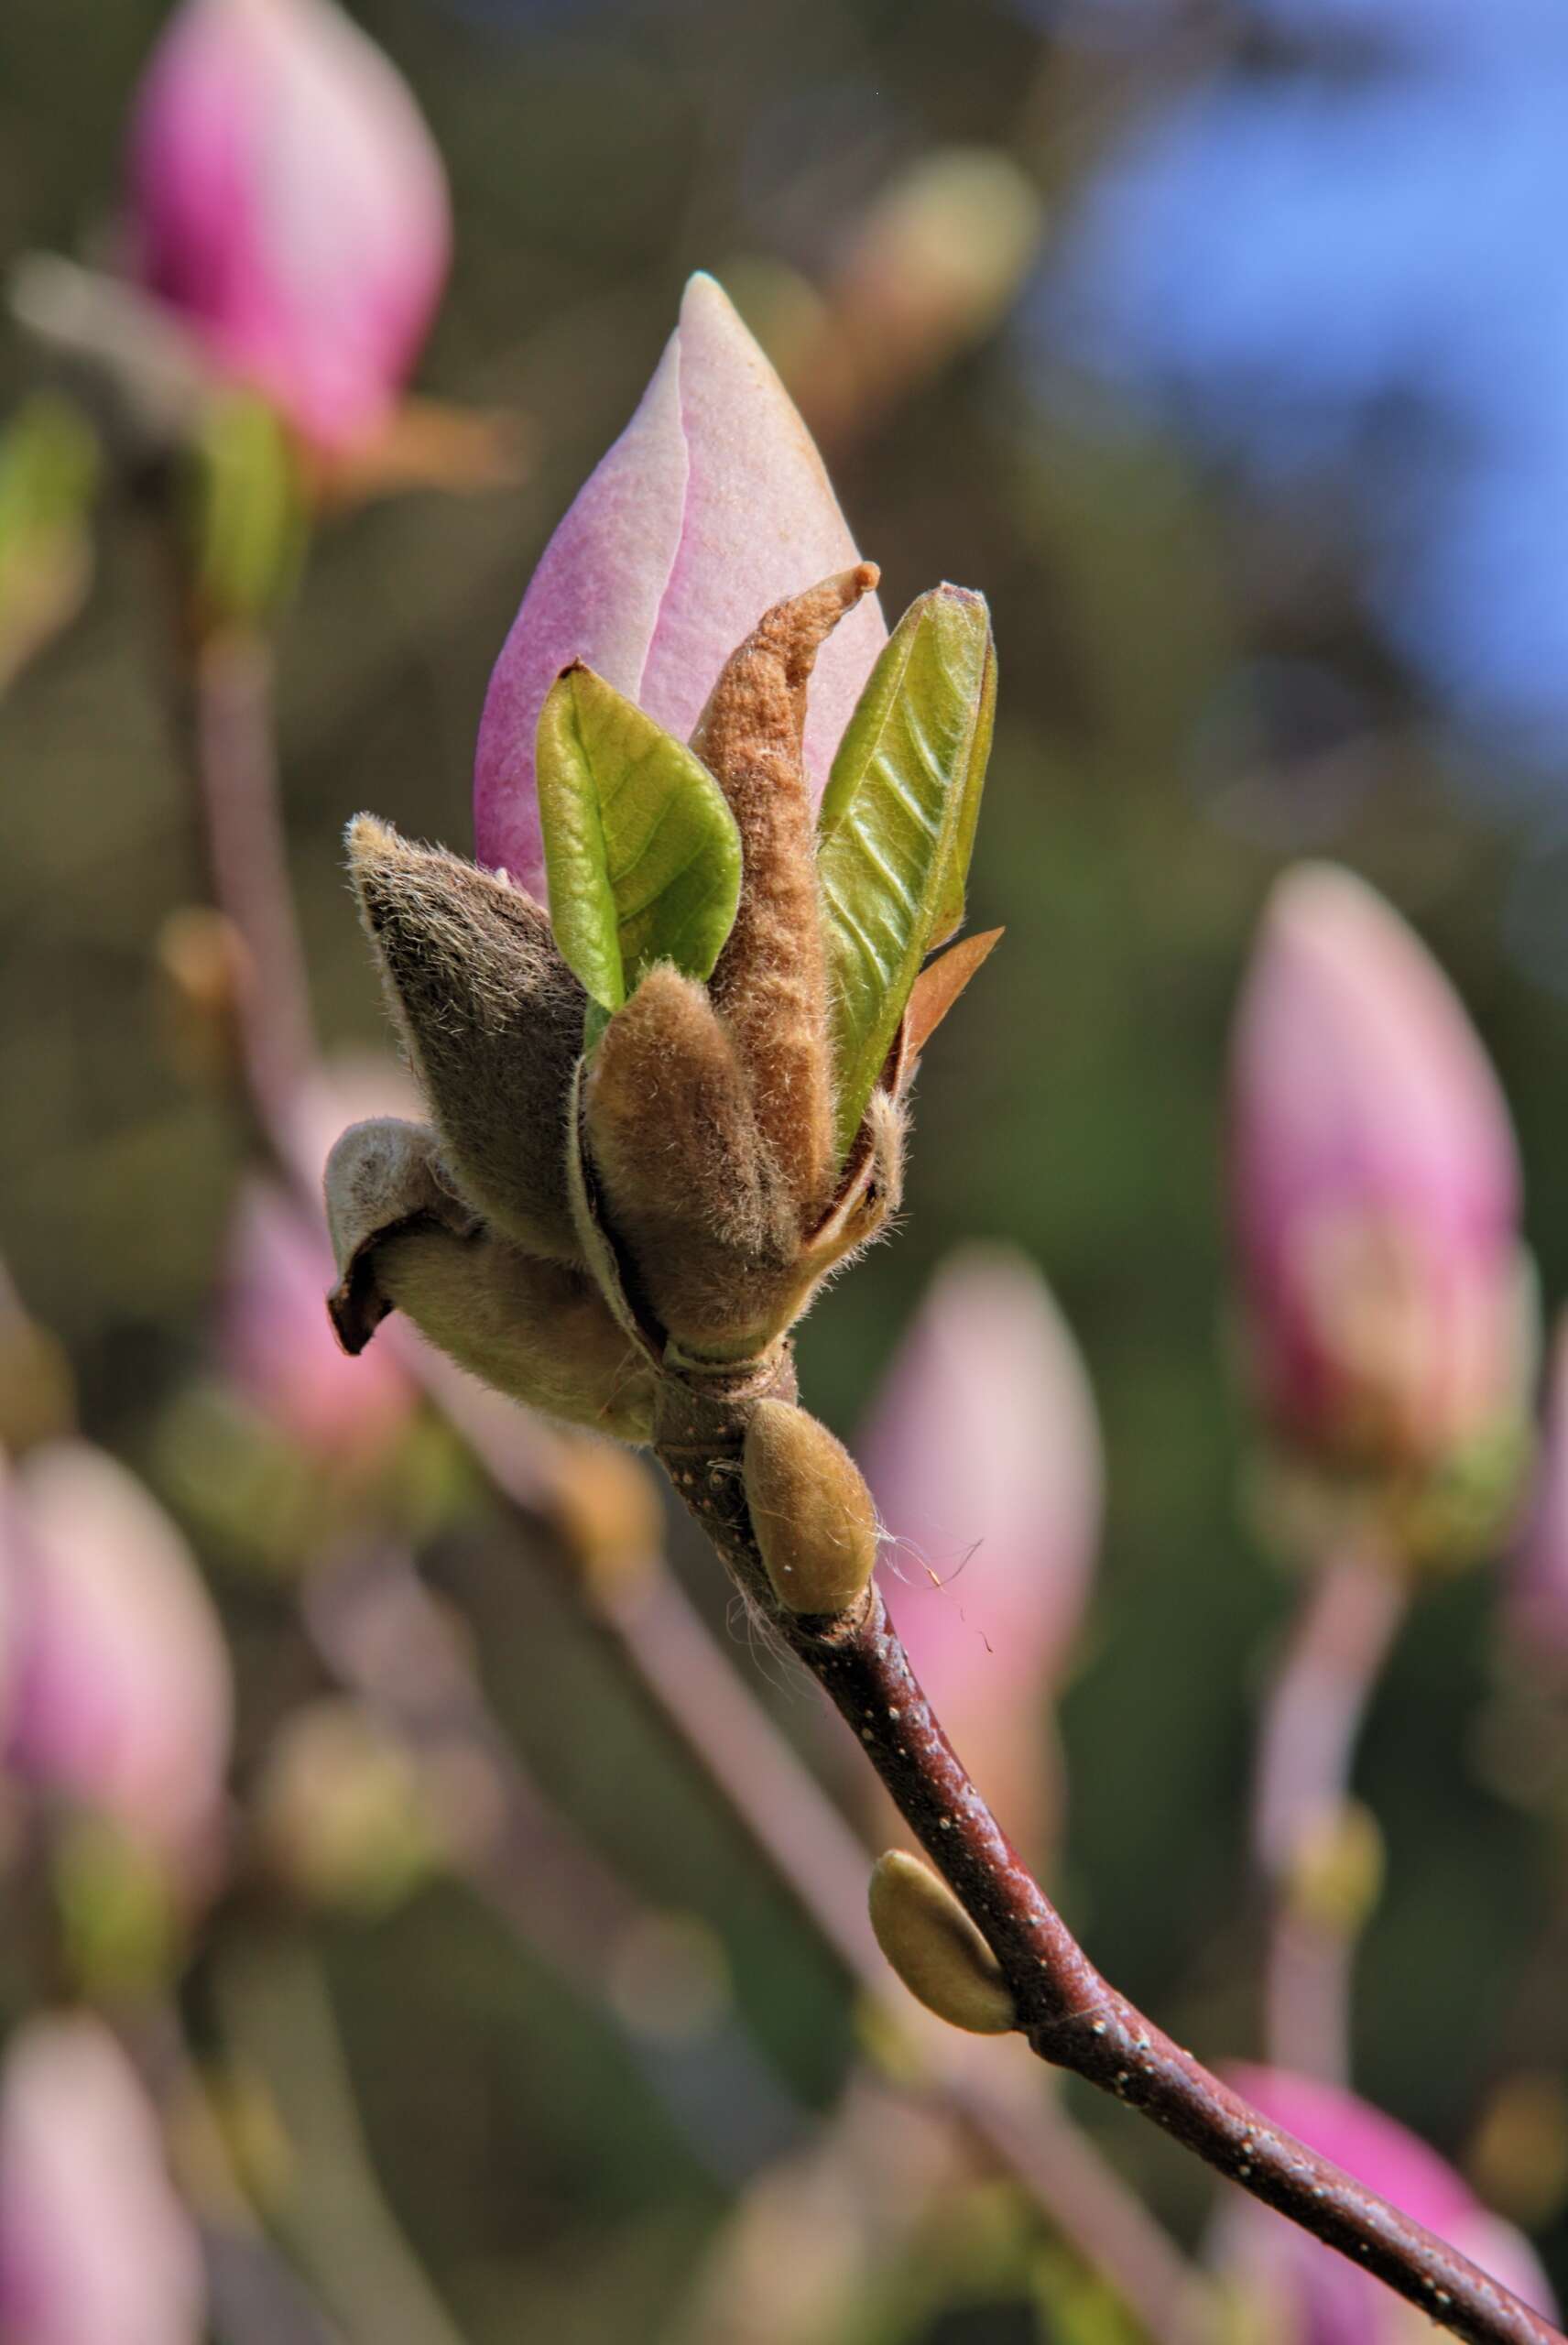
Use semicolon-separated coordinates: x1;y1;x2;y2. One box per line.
743;1398;878;1615
867;1849;1016;2034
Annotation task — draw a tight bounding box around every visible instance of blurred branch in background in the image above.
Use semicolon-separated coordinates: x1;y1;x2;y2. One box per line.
1252;1547;1402;2083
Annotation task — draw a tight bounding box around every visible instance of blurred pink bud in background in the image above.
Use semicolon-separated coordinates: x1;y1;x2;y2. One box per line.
126;0;451;452
474;271;887;894
220;1175;413;1459
1230;864;1526;1471
2;1443;231;1881
855;1244;1103;1866
1215;2066;1554;2343
215;1054;421;1459
1509;1312;1568;1663
0;2012;205;2345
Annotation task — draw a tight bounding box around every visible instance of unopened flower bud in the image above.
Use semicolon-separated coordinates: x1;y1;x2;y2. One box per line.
743;1399;878;1617
127;0;451;453
857;1246;1103;1870
867;1849;1015;2035
0;2015;206;2344
475;274;885;896
1231;866;1530;1491
4;1442;233;1889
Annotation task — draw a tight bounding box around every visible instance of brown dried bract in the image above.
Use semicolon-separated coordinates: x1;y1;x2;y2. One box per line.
692;564;880;1228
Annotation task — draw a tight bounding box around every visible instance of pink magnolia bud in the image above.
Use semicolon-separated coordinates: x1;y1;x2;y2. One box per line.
1215;2067;1554;2343
1230;864;1527;1472
474;272;887;893
126;0;452;452
0;2013;205;2345
3;1444;232;1882
1510;1312;1568;1662
855;1245;1103;1864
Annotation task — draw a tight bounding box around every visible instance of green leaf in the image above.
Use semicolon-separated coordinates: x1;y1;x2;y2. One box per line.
818;584;996;1162
536;663;743;1026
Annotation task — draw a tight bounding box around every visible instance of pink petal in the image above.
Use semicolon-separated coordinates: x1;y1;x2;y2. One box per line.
1214;2067;1556;2342
127;0;451;450
474;273;887;892
0;2016;205;2345
637;275;887;795
474;323;689;889
855;1246;1103;1863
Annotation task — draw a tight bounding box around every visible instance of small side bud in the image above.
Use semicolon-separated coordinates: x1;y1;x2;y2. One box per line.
743;1399;877;1615
693;565;880;1224
345;815;584;1262
867;1849;1016;2035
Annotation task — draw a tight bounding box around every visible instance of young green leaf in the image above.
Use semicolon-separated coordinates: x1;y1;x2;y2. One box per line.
536;663;743;1025
818;585;995;1162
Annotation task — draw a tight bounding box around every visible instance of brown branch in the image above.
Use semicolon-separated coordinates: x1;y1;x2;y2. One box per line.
653;1364;1564;2345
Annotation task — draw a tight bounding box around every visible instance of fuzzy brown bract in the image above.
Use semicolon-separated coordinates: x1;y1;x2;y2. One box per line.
346;814;585;1263
693;563;880;1228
